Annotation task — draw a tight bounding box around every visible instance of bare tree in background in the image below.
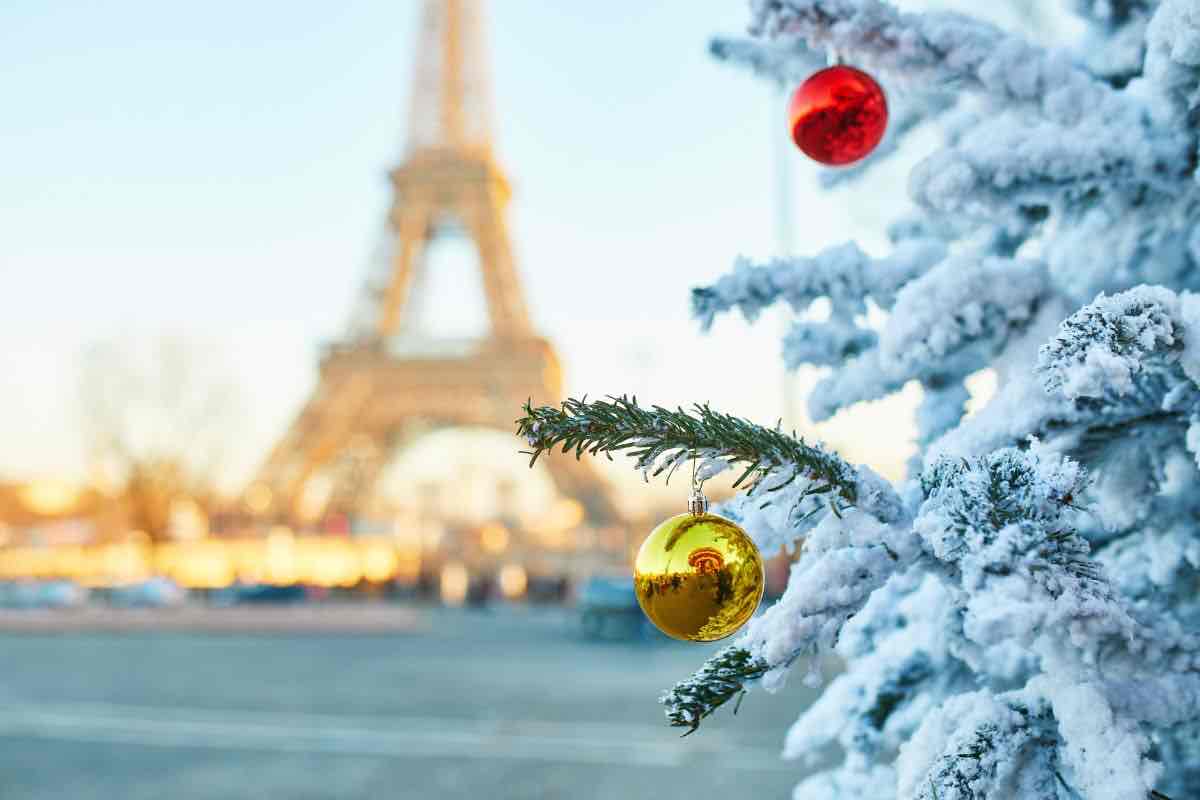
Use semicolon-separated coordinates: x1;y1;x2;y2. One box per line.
79;338;240;541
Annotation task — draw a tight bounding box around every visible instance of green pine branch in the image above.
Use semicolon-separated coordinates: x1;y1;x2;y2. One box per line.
516;395;858;504
658;645;770;735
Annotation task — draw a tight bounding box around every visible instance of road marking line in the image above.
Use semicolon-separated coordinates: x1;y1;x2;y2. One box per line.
0;704;791;771
9;701;678;742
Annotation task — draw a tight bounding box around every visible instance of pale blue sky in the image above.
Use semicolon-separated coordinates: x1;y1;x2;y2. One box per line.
0;1;932;487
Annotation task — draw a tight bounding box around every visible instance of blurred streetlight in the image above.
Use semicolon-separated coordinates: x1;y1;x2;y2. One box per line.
440;562;469;606
479;522;509;554
498;563;527;599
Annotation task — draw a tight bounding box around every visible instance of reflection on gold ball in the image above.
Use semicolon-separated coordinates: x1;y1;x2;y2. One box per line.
634;513;764;642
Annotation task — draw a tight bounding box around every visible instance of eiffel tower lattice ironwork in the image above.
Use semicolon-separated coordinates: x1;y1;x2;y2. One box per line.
253;0;620;526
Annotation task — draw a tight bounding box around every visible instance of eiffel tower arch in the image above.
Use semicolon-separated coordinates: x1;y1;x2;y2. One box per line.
253;0;621;528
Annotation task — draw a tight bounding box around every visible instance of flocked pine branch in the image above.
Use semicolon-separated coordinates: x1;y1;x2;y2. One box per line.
1144;0;1200;120
708;34;821;86
750;0;1136;121
658;645;769;735
807;350;904;422
806;254;1046;422
1037;285;1191;401
914;448;1126;626
1073;0;1155;84
899;691;1061;800
691;238;946;330
782;318;877;368
938;285;1200;467
781;576;968;766
908;110;1191;219
695;236;1048;423
876;255;1047;378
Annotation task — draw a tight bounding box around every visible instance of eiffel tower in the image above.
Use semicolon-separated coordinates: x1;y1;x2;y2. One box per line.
253;0;620;528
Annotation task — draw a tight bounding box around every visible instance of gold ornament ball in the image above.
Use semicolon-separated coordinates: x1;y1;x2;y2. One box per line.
634;512;765;642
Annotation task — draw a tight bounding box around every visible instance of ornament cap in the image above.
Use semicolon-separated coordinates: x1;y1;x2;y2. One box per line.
687;488;710;516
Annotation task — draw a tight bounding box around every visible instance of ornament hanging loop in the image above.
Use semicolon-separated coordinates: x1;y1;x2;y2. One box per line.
688;448;709;516
826;47;844;67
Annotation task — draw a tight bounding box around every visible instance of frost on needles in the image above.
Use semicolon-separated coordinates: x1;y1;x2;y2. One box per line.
517;0;1200;796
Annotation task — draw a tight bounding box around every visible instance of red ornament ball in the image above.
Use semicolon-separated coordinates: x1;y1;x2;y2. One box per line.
788;65;888;166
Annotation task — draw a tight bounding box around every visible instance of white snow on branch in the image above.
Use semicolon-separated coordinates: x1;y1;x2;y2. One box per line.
783;318;876;368
917;449;1136;650
737;505;920;681
1042;198;1200;305
909;110;1189;217
925;293;1171;464
783;575;964;764
880;255;1047;377
1072;0;1152;82
1105;672;1200;727
1031;675;1161;800
717;461;905;558
790;753;895;799
709;34;822;85
1037;284;1184;400
750;0;1143;122
808;256;1046;422
1143;0;1200;118
896;690;1058;800
692;239;946;330
914;379;969;447
808;350;903;422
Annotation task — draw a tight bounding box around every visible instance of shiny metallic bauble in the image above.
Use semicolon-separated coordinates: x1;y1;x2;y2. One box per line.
789;65;888;165
633;512;764;642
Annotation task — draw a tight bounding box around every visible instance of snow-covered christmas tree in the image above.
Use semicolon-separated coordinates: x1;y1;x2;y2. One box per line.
519;1;1200;797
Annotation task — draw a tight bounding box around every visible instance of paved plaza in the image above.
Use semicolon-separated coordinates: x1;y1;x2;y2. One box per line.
0;606;823;798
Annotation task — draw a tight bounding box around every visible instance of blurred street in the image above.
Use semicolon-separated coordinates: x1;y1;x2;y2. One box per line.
0;606;822;799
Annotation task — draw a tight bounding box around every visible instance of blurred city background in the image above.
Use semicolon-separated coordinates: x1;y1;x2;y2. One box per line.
0;1;1050;797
